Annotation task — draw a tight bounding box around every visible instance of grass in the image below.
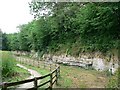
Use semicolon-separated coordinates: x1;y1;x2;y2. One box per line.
23;63;49;76
1;51;16;78
55;64;109;88
107;69;119;89
15;55;111;88
18;61;109;88
1;52;117;89
3;66;30;82
1;51;30;83
19;61;51;89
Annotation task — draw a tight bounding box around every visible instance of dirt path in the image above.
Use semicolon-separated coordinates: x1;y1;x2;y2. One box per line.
16;64;41;90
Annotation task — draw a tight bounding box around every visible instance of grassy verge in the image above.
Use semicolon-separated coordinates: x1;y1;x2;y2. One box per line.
1;51;30;83
15;55;111;88
3;51;110;88
19;61;109;88
19;62;50;88
22;63;49;76
55;64;109;88
3;66;30;82
107;69;119;89
2;51;16;78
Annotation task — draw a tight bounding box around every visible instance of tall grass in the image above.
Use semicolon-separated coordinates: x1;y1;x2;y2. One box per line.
1;51;16;78
107;69;119;89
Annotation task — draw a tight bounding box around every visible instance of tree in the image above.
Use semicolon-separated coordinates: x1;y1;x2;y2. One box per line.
1;33;9;50
5;2;120;54
7;33;20;51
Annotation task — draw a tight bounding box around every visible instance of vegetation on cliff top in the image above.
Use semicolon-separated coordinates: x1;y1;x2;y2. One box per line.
1;2;120;56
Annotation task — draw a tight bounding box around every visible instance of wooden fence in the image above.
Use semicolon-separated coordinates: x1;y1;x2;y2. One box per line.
0;57;60;90
16;57;57;71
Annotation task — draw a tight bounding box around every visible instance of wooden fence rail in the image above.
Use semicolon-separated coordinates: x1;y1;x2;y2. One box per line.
0;58;60;90
16;57;57;71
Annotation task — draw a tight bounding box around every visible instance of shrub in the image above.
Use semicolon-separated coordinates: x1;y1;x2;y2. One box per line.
107;69;119;89
1;51;16;78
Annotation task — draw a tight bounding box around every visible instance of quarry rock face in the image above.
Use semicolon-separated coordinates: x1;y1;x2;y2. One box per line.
43;54;118;74
13;51;118;74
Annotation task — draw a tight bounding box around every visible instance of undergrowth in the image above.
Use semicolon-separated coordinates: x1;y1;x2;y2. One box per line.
2;51;16;78
1;51;30;83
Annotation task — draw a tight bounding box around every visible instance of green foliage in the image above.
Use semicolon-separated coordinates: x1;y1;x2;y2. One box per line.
75;3;120;52
7;33;20;51
1;51;16;78
4;2;120;55
3;66;30;83
1;32;9;50
18;24;31;51
107;69;119;89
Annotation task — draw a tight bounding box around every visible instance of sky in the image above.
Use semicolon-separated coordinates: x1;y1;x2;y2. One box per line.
0;0;34;34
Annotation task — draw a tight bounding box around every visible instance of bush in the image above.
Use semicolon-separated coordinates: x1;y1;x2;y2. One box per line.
1;51;16;78
107;69;119;89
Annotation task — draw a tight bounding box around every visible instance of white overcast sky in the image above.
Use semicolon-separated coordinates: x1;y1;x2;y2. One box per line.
0;0;34;34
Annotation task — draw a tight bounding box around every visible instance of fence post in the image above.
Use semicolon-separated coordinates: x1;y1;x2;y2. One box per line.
26;58;27;64
50;73;52;90
20;57;21;64
58;66;60;77
55;64;56;68
24;58;26;64
21;58;22;64
33;60;35;67
22;58;23;64
27;59;29;66
24;58;25;64
38;60;39;68
18;57;20;63
34;77;37;90
33;59;35;66
56;69;58;85
32;60;34;66
44;62;45;69
50;64;51;71
2;82;7;90
19;57;20;63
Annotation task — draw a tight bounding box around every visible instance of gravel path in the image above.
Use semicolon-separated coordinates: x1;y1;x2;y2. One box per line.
16;64;41;90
